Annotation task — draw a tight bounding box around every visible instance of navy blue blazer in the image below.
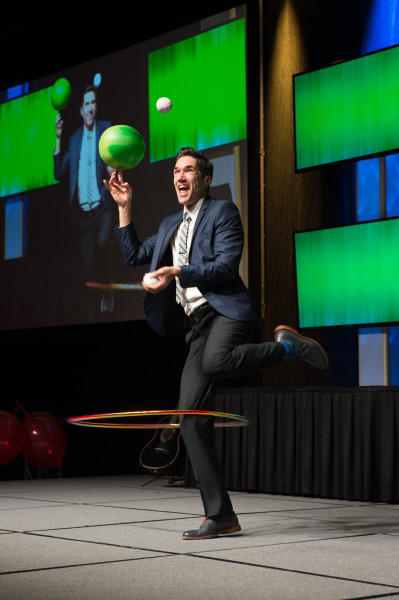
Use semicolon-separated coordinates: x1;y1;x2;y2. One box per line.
54;120;114;223
114;196;258;336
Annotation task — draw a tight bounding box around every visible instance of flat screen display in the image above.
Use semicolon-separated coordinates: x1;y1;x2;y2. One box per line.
293;44;399;171
0;5;248;331
294;217;399;328
148;18;246;162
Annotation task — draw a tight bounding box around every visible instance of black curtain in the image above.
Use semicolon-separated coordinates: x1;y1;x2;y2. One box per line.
191;387;399;503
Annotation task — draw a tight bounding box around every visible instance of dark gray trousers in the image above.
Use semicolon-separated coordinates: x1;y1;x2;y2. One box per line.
179;310;285;518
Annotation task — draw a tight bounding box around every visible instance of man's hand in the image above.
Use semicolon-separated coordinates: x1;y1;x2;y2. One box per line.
54;113;63;154
104;168;132;226
55;113;63;139
142;266;181;294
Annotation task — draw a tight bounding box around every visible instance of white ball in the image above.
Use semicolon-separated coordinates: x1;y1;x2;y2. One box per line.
156;97;172;113
143;273;159;285
93;73;102;88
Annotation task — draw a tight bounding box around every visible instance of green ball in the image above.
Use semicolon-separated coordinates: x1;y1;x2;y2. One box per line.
51;78;71;111
99;125;146;169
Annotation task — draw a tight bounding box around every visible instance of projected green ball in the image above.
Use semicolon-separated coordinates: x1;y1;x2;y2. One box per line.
99;125;145;169
51;78;71;111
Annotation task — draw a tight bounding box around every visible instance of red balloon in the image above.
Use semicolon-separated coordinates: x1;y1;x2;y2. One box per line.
0;412;25;467
22;411;67;469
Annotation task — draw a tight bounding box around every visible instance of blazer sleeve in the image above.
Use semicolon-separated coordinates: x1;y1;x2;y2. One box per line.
53;148;70;182
114;221;158;267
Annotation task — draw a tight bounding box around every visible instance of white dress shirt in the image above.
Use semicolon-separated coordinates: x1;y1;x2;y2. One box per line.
171;198;207;316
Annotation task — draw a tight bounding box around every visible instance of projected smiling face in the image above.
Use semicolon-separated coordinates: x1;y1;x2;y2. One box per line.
80;90;97;131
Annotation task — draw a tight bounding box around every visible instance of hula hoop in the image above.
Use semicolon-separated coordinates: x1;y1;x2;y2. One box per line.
86;282;144;290
66;409;251;429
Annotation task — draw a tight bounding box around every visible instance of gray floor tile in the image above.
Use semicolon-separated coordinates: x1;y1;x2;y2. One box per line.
0;504;197;532
1;475;398;600
0;532;161;574
0;497;71;510
199;534;399;586
0;553;396;600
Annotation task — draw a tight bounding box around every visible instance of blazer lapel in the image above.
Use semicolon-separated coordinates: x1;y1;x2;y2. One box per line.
190;196;210;248
154;196;211;267
153;211;182;269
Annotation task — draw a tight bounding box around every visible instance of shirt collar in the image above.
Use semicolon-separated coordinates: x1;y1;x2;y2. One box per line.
184;197;205;219
84;122;96;138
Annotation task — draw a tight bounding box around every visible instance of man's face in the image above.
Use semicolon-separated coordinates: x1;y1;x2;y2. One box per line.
173;156;211;209
80;91;97;131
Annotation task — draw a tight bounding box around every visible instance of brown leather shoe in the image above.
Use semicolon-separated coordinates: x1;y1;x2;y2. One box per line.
182;514;241;540
274;325;329;369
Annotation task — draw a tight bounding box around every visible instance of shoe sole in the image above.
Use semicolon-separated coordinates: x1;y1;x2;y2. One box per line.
274;325;329;369
182;524;241;540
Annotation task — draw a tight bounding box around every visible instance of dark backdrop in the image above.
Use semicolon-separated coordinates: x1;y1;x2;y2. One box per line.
0;0;375;479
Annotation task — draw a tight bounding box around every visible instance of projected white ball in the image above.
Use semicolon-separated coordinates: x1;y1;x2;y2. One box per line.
93;73;102;88
156;97;172;113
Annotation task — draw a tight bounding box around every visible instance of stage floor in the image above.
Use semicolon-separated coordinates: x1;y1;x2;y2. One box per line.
1;474;399;600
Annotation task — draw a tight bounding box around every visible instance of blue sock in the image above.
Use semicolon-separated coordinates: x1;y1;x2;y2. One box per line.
280;341;298;360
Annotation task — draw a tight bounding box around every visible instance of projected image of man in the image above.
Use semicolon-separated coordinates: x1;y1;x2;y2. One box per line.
53;85;117;322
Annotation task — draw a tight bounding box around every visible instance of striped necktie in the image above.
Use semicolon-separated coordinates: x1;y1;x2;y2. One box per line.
176;212;192;304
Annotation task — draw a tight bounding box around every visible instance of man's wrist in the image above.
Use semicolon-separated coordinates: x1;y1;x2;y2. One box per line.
118;205;132;227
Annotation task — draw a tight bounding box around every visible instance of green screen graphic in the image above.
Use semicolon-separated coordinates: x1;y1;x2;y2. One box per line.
148;19;247;162
0;87;59;198
294;45;399;170
294;218;399;328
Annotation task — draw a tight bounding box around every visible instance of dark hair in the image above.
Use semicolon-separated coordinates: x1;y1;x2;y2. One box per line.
81;85;97;105
175;147;213;180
